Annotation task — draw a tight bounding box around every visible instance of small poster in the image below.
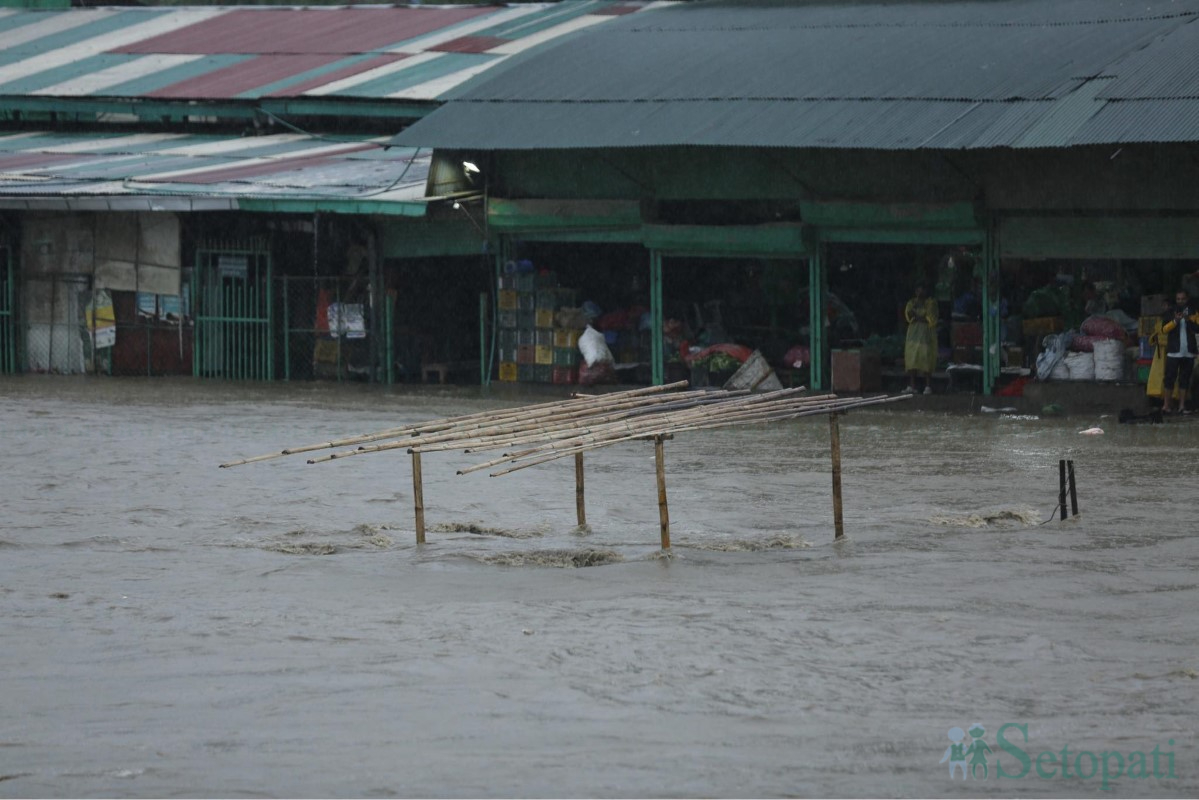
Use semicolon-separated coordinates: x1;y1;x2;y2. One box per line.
218;255;248;280
86;289;116;349
159;294;182;323
137;292;157;319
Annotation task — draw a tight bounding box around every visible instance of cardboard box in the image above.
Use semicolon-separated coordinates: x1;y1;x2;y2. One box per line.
951;322;982;347
831;349;881;392
1022;316;1064;338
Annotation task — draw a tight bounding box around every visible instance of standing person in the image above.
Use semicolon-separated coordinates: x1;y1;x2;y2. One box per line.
1161;289;1199;414
904;283;938;394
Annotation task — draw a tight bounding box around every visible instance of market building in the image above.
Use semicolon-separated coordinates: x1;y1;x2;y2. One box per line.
3;0;1199;401
392;0;1199;397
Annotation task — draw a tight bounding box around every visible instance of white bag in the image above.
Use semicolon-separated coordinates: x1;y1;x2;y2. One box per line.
1065;351;1095;380
1092;338;1124;381
578;325;614;367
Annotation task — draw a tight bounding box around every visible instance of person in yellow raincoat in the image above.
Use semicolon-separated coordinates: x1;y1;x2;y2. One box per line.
1149;290;1199;413
904;283;938;394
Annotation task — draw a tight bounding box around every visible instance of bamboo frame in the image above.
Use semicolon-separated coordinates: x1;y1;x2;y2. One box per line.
222;380;911;545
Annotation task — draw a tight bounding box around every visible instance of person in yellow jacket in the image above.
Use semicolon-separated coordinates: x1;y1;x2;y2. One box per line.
903;283;938;394
1153;290;1199;414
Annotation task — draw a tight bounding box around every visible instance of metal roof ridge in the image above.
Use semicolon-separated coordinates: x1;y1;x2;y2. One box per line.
625;11;1199;31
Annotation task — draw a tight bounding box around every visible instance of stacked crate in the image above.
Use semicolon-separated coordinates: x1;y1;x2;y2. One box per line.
497;271;580;383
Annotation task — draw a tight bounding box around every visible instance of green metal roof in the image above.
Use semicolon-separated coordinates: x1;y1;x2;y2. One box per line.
393;0;1199;150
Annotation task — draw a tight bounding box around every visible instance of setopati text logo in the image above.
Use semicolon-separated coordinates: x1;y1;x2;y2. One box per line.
939;722;1176;791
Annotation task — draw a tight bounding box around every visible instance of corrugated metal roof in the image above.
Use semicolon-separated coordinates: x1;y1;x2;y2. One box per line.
395;0;1199;150
0;2;666;105
0;130;430;211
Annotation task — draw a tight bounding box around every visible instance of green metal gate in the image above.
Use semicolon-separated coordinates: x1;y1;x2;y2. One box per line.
193;240;273;381
0;244;14;374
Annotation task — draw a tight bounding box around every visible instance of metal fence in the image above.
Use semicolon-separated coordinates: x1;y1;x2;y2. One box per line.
21;275;92;374
193;244;273;381
278;274;376;382
106;288;192;377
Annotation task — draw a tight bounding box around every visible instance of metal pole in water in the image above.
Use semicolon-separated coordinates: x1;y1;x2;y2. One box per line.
1067;459;1078;517
654;435;670;550
412;450;426;544
1059;459;1067;521
829;412;844;540
575;451;586;527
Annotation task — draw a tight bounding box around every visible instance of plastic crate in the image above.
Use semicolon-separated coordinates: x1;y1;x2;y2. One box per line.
517;310;536;329
516;273;536;292
517;344;536;365
553;328;581;349
534;365;553;383
535;345;553;365
552;366;577;385
498;310;517;329
517;328;536;346
518;364;537;382
497;275;516;291
536;289;559;310
535;309;555;329
553;347;578;367
517;292;535;311
498;329;517;349
498;290;518;311
498;362;518;382
498;346;518;364
535;328;554;347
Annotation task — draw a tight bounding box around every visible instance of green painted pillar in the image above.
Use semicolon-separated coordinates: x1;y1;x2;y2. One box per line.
650;250;664;386
982;220;1000;395
479;291;488;386
808;244;827;391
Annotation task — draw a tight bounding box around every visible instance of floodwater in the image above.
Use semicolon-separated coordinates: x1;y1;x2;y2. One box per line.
1;375;1196;798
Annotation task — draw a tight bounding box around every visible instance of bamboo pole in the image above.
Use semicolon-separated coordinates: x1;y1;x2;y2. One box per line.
306;387;719;464
220;380;692;467
575;452;586;527
654;435;670;550
457;392;839;475
485;394;908;477
830;412;844;540
412;450;425;544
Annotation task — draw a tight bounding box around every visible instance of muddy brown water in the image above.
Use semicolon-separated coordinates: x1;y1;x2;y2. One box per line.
1;376;1196;797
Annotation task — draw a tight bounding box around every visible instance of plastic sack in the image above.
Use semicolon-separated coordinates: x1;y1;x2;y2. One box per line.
1093;338;1125;381
1069;335;1101;353
578;325;614;367
1065;351;1095;380
1035;331;1074;381
1080;315;1126;340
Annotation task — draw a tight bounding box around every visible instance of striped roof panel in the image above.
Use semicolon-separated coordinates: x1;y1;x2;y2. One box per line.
0;2;668;104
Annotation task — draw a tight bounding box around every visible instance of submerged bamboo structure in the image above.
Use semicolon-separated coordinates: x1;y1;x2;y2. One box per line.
221;381;911;548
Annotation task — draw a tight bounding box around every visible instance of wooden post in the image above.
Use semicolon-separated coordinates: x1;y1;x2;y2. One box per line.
574;452;586;527
1058;459;1067;521
1067;459;1078;517
829;412;844;540
654;435;670;550
412;450;426;543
